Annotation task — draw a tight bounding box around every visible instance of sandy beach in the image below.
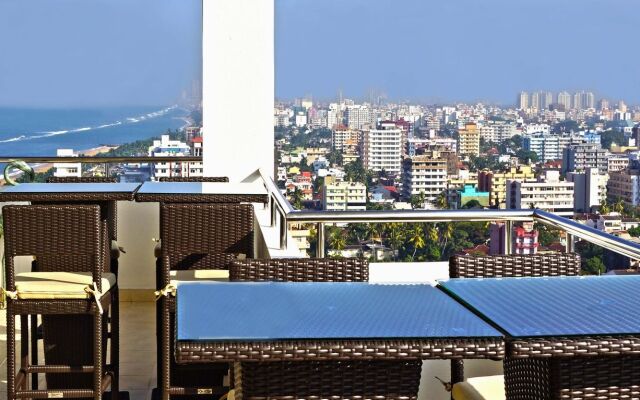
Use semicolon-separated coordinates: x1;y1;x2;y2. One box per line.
1;145;119;183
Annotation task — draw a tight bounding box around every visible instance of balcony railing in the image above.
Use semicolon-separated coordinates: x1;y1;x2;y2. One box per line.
4;156;640;264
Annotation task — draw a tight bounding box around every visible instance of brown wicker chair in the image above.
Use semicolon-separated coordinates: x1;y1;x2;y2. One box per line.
2;204;119;399
228;258;423;400
448;252;581;399
159;177;229;182
155;202;255;399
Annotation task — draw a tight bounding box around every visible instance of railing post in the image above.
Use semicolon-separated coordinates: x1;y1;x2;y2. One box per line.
270;195;277;227
503;220;513;255
565;233;575;253
316;222;325;258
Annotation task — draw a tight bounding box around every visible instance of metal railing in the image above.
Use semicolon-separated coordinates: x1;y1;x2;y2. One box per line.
3;156;640;262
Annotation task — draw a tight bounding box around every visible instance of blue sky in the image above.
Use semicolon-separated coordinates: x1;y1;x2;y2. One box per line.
275;0;640;104
0;0;202;107
1;0;638;107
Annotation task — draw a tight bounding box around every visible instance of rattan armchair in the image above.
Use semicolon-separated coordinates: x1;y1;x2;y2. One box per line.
155;202;255;399
2;204;120;399
448;252;581;400
228;258;423;400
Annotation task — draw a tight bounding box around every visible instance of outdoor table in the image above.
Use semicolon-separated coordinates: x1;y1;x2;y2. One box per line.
135;181;268;203
174;281;504;398
439;275;640;400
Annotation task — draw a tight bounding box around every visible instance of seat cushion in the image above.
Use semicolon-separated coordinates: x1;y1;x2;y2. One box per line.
452;375;505;400
111;240;121;259
169;269;229;287
14;272;116;300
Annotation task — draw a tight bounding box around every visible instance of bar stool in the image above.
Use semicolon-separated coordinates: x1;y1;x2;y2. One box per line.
154;202;255;399
447;252;581;400
2;204;120;399
228;258;423;400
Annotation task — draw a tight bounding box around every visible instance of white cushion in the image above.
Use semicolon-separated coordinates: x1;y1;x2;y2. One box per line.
452;375;505;400
169;269;229;287
14;272;116;300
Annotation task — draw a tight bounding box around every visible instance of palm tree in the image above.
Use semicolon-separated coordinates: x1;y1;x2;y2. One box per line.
614;198;625;214
435;192;448;209
600;199;610;214
385;223;404;261
329;229;347;253
440;223;454;256
408;224;426;261
364;223;382;244
427;223;439;243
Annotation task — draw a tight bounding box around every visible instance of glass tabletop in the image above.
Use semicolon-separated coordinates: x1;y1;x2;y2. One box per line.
1;182;140;193
137;181;267;195
176;281;503;341
439;275;640;337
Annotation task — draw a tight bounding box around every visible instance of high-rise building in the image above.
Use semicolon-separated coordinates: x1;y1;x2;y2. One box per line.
523;133;585;161
323;181;367;211
599;99;610;111
332;127;360;152
607;168;640;206
345;105;371;130
362;123;403;176
530;92;540;110
457;123;480;157
149;135;202;180
506;170;574;216
561;143;609;174
540;91;553;110
478;165;536;209
557;91;572;110
566;167;608;213
574;91;595;110
618;100;628;113
518;91;529;110
401;151;448;203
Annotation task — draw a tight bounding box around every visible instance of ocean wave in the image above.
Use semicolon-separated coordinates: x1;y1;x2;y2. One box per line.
0;105;180;144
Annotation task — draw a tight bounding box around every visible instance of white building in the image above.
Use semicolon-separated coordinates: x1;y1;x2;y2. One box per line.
401;152;448;204
54;149;82;178
557;91;572;110
149;134;202;180
323;181;367;211
523;133;585;161
362;125;403;176
566;167;608;213
506;170;574;216
607;169;640;206
332;128;360;152
345;105;371;130
607;154;630;172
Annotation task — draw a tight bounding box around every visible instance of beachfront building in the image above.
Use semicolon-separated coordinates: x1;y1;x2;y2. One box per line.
54;149;82;178
149;134;203;180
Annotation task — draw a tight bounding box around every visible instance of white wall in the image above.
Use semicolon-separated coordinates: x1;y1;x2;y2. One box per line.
202;0;274;181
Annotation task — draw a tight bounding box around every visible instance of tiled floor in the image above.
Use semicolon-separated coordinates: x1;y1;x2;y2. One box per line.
0;301;157;399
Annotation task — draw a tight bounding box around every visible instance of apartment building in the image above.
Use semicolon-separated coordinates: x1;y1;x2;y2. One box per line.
489;221;539;255
401;152;448;203
332;127;360;152
478;165;536;208
323;181;367;211
345;105;371;130
607;169;640;206
362;125;403;176
562;143;608;174
457;123;480;157
506;170;574;215
566;167;609;213
149;135;203;180
607;154;630;172
523;133;585;161
53;148;82;178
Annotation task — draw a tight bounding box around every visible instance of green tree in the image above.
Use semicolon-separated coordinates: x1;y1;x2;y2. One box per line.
344;159;367;183
584;257;606;275
628;226;640;237
328;228;347;252
600;130;626;150
515;149;539;164
410;191;427;209
289;187;304;209
408;225;426;261
599;199;611;214
462;199;482;209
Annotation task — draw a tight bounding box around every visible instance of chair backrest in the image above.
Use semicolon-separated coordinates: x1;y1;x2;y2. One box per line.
160;202;254;272
2;204;105;290
46;175;118;240
159;176;229;182
47;176;118;183
449;253;581;278
230;258;369;282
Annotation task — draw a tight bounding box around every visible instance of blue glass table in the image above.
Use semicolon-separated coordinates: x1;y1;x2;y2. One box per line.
439;276;640;399
135;181;268;203
174;281;504;363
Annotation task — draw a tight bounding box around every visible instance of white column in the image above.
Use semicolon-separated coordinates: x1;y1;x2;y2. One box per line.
202;0;274;181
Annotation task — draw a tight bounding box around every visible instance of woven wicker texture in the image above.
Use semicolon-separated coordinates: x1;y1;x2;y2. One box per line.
228;258;419;400
509;336;640;358
2;204;118;399
157;202;255;399
159;176;229;182
449;253;581;278
138;192;268;204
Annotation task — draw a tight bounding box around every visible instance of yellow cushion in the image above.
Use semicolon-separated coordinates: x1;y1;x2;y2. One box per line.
452;375;505;400
14;272;116;300
169;269;229;287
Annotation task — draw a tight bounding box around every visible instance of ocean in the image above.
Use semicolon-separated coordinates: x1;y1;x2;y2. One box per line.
0;105;190;157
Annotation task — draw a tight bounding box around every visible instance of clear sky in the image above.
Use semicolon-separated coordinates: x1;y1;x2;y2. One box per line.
275;0;640;105
0;0;202;108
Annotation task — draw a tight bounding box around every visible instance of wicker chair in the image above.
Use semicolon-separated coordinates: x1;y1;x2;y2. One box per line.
448;252;581;400
228;258;423;400
2;204;119;399
159;176;229;182
155;202;255;399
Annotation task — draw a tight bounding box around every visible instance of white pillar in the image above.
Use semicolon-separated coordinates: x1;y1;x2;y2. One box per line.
202;0;274;181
